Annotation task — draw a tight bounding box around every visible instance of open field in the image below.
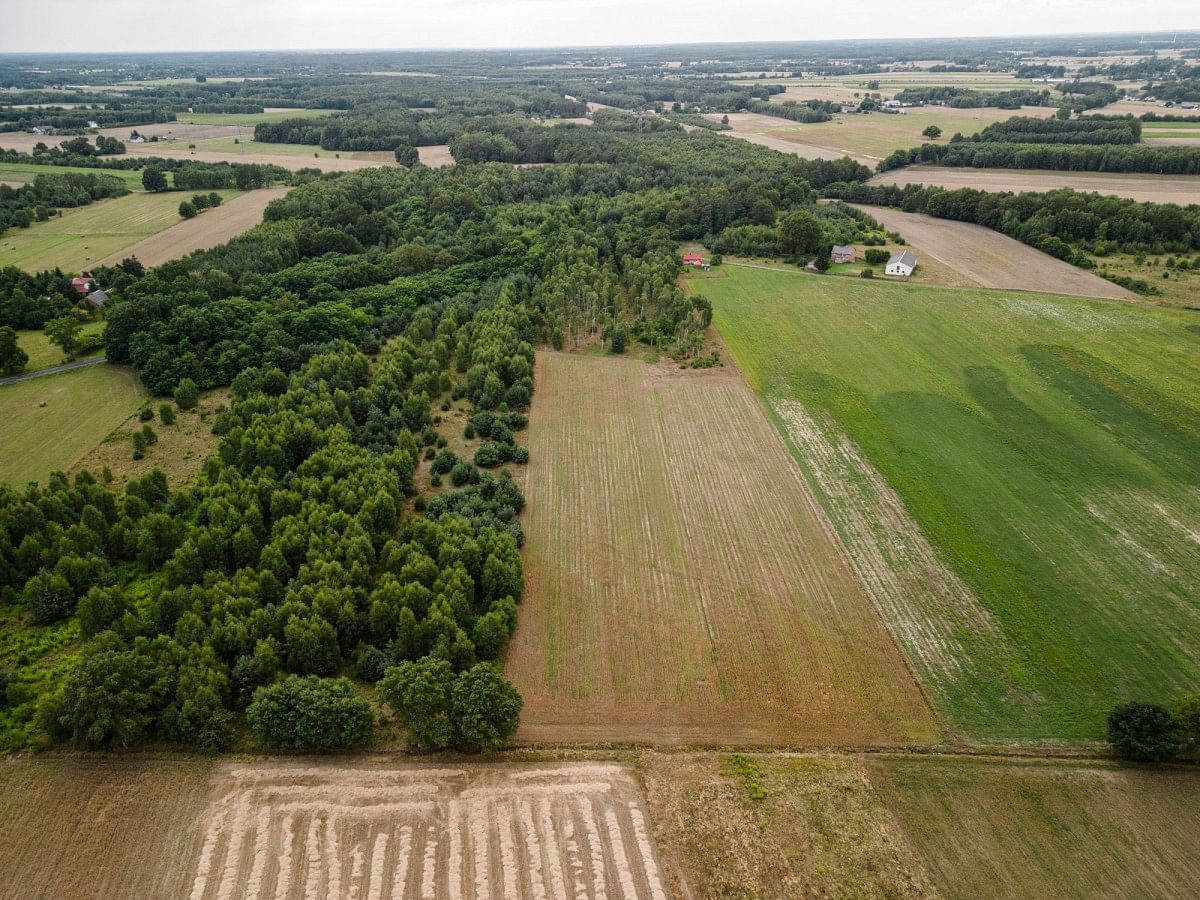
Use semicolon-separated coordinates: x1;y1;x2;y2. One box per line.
418;144;455;167
869;756;1200;898
703;264;1200;742
176;109;338;127
15;321;104;372
850;204;1135;300
0;188;240;272
93;186;289;268
507;351;938;746
119;141;388;172
869;165;1200;204
1089;251;1200;308
0;161;147;189
712;106;1054;162
71;387;229;489
0;364;147;486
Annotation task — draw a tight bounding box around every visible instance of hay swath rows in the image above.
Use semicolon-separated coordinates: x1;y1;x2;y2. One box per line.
187;762;667;900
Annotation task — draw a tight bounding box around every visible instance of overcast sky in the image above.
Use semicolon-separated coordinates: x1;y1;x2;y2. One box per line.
1;0;1196;53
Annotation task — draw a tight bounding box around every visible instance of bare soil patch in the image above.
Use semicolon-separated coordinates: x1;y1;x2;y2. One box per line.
851;204;1135;300
93;187;290;268
120;143;383;173
418;145;455;168
869;166;1200;205
507;352;938;746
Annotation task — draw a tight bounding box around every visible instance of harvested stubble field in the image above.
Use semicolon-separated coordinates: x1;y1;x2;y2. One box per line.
0;188;241;272
92;186;290;268
507;351;938;746
848;204;1135;300
703;265;1200;742
868;165;1200;205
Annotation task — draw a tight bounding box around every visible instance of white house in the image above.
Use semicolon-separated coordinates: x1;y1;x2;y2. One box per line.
885;249;917;277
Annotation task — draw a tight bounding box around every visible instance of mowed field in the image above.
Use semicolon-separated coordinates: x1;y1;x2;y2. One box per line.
0;757;669;900
0;365;147;485
15;321;104;371
703;265;1200;741
712;106;1054;162
869;165;1200;204
0;188;240;272
507;351;938;746
849;204;1135;300
92;186;290;268
0;161;147;190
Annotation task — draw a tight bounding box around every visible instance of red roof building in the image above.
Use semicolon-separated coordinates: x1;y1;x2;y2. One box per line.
70;271;95;296
681;253;704;267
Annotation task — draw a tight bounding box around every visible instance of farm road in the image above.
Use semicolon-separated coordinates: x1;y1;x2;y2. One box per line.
0;356;107;386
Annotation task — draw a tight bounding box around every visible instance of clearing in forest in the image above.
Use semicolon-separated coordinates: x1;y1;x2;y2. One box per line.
849;204;1135;300
507;351;938;746
704;264;1200;741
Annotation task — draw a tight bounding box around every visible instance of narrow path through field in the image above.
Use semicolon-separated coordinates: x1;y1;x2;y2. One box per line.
0;356;107;386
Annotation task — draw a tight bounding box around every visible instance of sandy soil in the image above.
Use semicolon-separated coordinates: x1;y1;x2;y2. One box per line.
507;352;938;747
869;166;1200;205
91;186;289;268
851;204;1135;300
417;145;454;168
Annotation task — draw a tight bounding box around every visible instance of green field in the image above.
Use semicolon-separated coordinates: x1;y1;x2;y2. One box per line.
177;108;337;127
187;136;356;159
16;322;104;371
702;265;1200;741
0;188;239;272
0;162;147;190
0;364;146;486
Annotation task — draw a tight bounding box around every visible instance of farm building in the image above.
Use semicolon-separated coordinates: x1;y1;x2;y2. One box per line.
885;250;917;277
84;289;108;311
70;271;95;296
681;253;705;267
831;245;855;263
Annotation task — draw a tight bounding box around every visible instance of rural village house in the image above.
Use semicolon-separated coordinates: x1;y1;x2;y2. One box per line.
681;253;710;271
84;289;109;311
70;271;96;296
831;245;855;263
885;249;917;277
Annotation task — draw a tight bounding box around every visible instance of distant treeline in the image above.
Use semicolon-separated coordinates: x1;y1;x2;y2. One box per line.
878;140;1200;175
0;105;176;133
746;100;833;123
892;86;1053;109
976;115;1141;144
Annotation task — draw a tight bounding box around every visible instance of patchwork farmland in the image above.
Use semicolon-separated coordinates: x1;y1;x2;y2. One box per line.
507;352;938;746
703;265;1200;741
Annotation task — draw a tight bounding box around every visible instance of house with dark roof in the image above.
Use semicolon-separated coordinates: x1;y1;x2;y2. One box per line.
84;289;109;311
831;245;855;263
885;249;917;277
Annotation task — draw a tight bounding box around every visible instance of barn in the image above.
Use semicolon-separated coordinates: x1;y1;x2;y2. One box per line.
885;249;917;277
681;253;705;268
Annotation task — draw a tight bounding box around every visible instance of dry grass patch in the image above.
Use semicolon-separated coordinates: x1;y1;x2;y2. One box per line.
507;351;938;746
868;166;1200;205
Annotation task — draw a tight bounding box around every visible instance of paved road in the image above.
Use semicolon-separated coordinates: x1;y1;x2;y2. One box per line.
0;356;107;386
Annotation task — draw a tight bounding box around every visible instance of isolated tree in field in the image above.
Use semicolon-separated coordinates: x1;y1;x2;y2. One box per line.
1107;701;1179;761
44;316;82;359
394;145;420;167
173;377;199;409
247;675;373;751
451;663;522;752
922;125;942;140
0;326;28;375
158;403;176;425
142;166;169;192
779;211;825;257
378;657;455;749
178;200;197;219
1175;694;1200;759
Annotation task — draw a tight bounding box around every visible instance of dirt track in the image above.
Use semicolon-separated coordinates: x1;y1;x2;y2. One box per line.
869;166;1200;204
93;187;291;268
852;204;1136;300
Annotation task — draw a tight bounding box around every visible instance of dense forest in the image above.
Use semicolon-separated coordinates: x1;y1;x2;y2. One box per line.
878;140;1200;175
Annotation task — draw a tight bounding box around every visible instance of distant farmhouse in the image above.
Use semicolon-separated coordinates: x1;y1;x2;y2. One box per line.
885;250;917;277
831;245;855;264
681;253;710;271
84;289;108;311
70;271;96;296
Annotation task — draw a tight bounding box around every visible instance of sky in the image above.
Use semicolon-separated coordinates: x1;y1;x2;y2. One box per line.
0;0;1196;53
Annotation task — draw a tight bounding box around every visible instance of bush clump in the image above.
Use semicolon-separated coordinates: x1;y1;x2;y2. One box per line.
247;675;373;751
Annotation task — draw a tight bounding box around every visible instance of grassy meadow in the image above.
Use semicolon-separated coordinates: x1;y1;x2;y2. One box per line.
15;322;105;371
0;364;147;486
176;108;337;127
701;265;1200;742
0;161;147;190
0;188;240;272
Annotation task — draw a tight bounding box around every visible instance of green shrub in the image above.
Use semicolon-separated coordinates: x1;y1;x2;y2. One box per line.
1107;702;1179;761
174;378;200;410
247;675;373;751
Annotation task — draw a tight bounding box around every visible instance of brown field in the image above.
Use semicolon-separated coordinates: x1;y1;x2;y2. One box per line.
119;143;385;173
869;166;1200;204
93;187;290;268
869;756;1200;899
71;387;229;489
418;144;455;168
851;204;1135;300
507;352;938;746
0;757;668;900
